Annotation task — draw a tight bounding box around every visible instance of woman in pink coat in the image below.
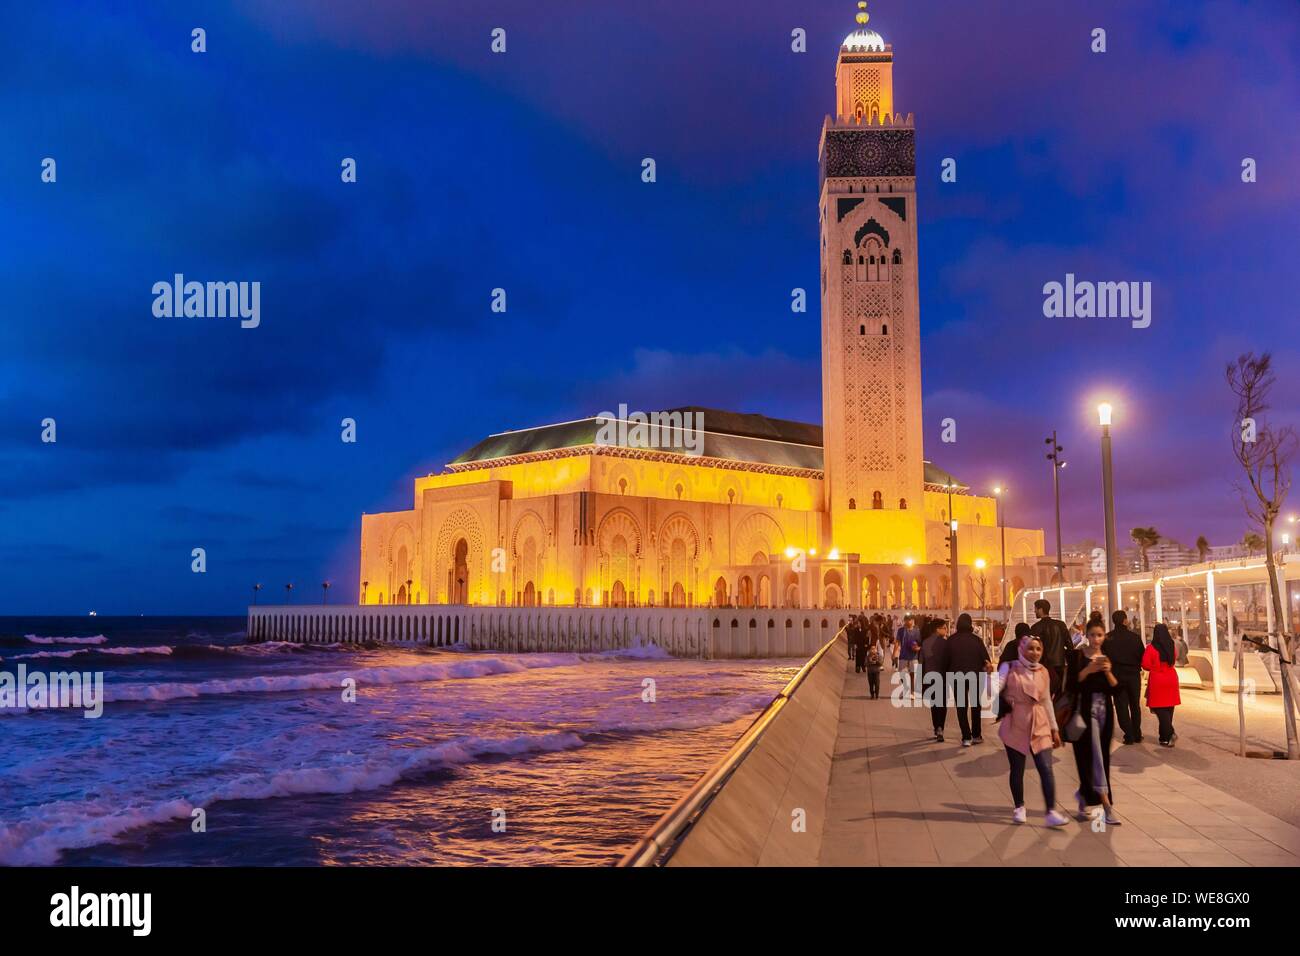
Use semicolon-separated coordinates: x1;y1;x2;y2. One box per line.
1143;623;1182;746
994;634;1069;826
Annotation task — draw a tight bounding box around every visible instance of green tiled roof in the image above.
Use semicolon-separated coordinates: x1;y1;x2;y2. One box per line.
450;406;963;486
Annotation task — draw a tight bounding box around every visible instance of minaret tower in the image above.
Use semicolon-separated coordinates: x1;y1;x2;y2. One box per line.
818;1;926;563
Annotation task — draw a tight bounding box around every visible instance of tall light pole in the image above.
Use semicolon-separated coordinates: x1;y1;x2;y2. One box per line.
993;486;1008;625
946;482;960;622
1045;432;1067;583
252;583;263;606
1098;404;1119;616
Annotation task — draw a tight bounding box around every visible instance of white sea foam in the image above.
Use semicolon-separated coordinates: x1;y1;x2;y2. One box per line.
8;645;174;661
0;731;585;866
101;653;588;704
23;634;107;645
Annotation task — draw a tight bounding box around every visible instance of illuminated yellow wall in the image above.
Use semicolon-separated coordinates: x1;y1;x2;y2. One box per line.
415;453;822;512
360;451;1046;610
922;489;999;528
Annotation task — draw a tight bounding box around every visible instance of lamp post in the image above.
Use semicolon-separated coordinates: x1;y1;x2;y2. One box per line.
252;583;263;606
993;486;1008;624
1098;403;1119;617
1045;432;1066;584
285;582;294;604
945;482;960;622
322;581;331;605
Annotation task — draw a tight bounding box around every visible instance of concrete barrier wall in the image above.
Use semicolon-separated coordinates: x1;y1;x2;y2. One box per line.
246;605;853;660
665;634;847;866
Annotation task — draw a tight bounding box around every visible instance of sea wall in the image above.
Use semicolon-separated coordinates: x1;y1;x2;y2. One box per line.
619;631;847;866
246;604;852;660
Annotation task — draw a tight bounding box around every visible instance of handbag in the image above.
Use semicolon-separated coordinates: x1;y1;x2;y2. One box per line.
1063;704;1087;742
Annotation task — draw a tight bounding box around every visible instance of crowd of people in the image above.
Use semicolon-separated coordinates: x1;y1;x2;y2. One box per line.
844;598;1184;827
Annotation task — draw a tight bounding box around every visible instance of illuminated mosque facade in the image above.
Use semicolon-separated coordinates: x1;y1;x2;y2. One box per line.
358;4;1046;612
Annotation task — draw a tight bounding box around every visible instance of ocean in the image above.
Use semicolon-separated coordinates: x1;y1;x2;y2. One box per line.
0;616;798;866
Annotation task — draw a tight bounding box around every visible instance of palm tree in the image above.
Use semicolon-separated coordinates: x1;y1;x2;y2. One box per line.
321;581;331;605
252;583;263;606
1241;532;1265;556
1130;527;1161;571
1195;535;1210;563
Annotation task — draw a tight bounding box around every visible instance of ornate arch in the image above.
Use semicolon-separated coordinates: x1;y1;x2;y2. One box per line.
387;521;419;600
597;507;643;557
434;508;485;604
657;513;699;558
510;509;548;556
732;512;785;564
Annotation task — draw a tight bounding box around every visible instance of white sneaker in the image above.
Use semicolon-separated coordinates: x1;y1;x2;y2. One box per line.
1044;809;1069;827
1012;806;1027;824
1104;809;1122;826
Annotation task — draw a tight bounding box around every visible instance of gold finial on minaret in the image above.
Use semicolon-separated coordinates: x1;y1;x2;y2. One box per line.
856;1;869;25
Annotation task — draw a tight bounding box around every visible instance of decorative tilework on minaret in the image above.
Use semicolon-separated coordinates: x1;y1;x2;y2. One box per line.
818;2;927;563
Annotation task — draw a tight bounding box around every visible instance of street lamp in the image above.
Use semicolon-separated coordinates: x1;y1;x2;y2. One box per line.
993;485;1009;624
951;531;961;623
285;582;295;604
252;583;263;606
1098;403;1119;618
322;581;331;605
1045;432;1066;584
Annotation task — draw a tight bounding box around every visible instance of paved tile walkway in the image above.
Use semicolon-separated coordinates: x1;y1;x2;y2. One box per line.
819;659;1300;866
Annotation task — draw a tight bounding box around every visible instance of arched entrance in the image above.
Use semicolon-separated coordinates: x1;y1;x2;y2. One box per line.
449;538;469;605
738;575;754;607
612;580;628;607
671;582;687;608
713;576;728;607
823;569;844;609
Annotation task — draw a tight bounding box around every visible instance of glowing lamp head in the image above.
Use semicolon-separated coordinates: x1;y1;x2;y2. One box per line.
828;548;840;560
784;546;796;559
809;548;817;556
975;558;987;570
904;557;914;567
950;519;959;532
1098;402;1113;427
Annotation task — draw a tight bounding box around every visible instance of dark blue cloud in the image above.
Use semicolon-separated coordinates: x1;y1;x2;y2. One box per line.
2;0;1296;612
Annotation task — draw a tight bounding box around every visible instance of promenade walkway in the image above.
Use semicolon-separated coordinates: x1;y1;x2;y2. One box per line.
819;659;1300;866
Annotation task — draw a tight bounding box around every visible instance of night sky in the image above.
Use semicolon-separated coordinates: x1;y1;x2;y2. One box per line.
3;1;1297;614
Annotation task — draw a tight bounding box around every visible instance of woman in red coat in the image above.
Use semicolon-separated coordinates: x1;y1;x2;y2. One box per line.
1143;623;1181;747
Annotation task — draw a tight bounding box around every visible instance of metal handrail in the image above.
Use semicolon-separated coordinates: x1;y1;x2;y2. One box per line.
617;624;849;867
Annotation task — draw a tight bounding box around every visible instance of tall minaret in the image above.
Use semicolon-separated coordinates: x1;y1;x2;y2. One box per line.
818;1;926;563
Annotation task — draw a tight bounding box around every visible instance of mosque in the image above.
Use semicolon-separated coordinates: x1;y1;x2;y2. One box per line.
357;3;1047;613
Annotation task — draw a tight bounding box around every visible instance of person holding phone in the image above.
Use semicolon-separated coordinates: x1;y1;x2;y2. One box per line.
1065;619;1121;825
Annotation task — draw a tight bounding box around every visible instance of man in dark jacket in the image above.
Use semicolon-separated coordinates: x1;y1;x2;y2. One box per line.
946;613;993;746
918;619;950;742
1029;599;1074;699
1105;609;1146;743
